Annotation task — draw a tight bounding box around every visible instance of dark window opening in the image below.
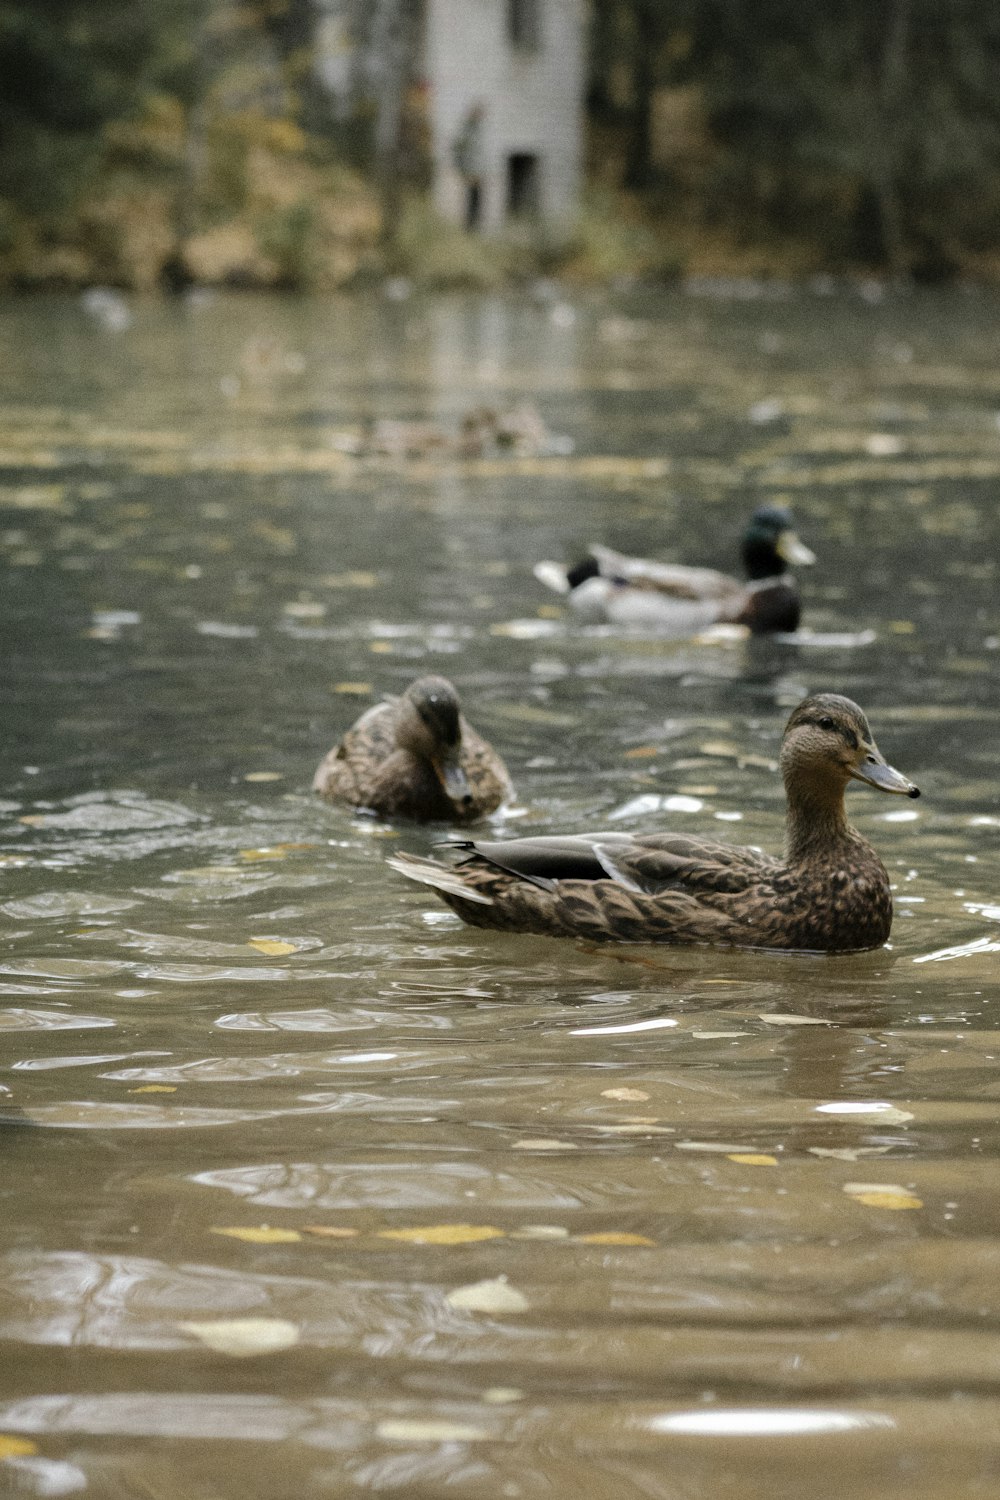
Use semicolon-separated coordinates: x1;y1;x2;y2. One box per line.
465;180;482;232
507;153;539;219
508;0;540;50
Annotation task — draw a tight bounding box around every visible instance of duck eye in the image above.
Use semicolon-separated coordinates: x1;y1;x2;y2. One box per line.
818;716;835;731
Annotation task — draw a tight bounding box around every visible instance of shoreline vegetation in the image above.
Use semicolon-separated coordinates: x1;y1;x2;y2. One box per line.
3;3;1000;295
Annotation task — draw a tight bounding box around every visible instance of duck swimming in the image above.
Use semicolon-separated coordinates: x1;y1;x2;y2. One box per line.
313;675;513;823
388;694;919;951
534;504;815;633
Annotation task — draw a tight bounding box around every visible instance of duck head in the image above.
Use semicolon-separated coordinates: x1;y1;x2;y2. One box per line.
742;505;815;580
396;676;474;810
780;693;919;802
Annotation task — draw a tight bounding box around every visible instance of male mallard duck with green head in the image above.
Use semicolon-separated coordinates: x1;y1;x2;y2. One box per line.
314;675;513;823
388;694;918;951
534;504;815;633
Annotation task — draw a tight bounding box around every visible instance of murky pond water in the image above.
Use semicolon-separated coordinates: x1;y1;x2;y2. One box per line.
0;285;998;1497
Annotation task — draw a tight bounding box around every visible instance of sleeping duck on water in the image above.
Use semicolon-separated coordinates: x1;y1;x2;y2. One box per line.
534;504;815;633
313;675;513;823
388;694;919;952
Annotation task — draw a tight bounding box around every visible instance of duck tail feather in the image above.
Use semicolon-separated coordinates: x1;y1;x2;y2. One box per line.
533;560;571;595
386;852;494;905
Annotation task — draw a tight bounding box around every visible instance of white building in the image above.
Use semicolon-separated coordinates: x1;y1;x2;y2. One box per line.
314;0;586;237
424;0;585;235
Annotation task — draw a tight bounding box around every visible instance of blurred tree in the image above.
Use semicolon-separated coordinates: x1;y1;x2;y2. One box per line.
587;0;675;188
2;0;999;281
589;0;1000;275
0;0;200;216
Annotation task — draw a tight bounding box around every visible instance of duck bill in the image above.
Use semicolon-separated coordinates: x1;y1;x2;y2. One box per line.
434;751;473;806
775;529;816;566
850;750;920;798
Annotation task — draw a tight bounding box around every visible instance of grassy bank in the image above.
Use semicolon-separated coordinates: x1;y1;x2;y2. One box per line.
2;101;995;295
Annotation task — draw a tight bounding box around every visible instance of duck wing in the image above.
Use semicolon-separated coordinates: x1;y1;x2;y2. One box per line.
592;832;778;896
589;544;742;603
313;700;399;801
449;833;619;890
448;831;775;896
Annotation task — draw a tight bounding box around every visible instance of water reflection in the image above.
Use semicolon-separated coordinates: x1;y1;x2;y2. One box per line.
0;288;997;1497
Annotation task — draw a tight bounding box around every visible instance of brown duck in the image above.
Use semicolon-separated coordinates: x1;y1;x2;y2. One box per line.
313;674;513;823
387;694;919;951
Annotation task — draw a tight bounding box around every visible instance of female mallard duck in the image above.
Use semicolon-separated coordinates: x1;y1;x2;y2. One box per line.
388;694;919;951
534;504;815;633
313;674;513;823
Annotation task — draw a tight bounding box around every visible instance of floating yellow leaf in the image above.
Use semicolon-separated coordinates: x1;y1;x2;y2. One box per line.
302;1225;360;1239
624;745;660;759
128;1084;177;1094
179;1318;300;1357
282;601;326;619
248;939;297;957
10;484;66;510
18;815;46;826
446;1277;530;1314
378;1224;505;1245
211;1226;302;1244
332;682;372;695
601;1087;650;1102
727;1153;779;1167
698;741;777;771
888;620;916;634
243;771;284;782
0;1435;38;1458
239;847;286;862
843;1183;923;1211
250;521;296;552
320;571;377;589
576;1232;655;1246
851;1191;923;1211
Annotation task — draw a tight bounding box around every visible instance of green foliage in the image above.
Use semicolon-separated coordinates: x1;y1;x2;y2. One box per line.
591;0;1000;274
1;0;999;285
390;196;509;288
558;188;680;281
0;0;199;216
258;199;314;288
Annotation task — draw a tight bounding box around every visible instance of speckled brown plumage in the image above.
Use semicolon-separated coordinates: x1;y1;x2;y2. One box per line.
313;675;513;823
388;694;919;951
